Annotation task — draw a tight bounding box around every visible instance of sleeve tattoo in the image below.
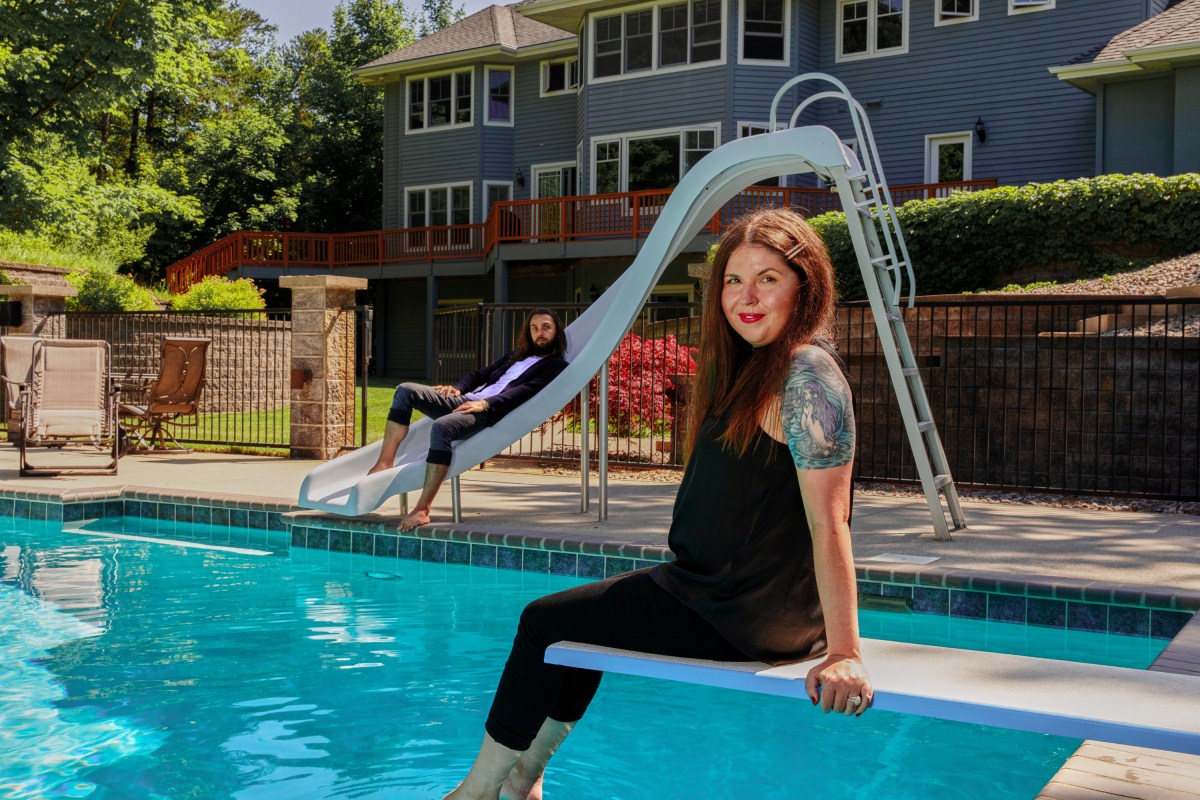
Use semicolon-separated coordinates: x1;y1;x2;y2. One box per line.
781;348;856;470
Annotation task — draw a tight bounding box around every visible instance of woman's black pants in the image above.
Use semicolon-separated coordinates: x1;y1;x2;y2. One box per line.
484;568;748;751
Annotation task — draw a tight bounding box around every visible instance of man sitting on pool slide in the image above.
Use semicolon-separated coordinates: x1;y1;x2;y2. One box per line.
368;308;568;531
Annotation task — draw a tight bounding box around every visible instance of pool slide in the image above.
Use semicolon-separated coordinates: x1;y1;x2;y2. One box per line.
298;125;859;516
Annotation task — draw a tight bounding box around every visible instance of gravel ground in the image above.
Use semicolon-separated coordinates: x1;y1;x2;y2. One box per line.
984;251;1200;296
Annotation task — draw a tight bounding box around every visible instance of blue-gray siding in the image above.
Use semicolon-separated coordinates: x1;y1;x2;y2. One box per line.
817;0;1151;185
383;82;403;228
1176;66;1200;174
513;60;578;200
1103;76;1174;175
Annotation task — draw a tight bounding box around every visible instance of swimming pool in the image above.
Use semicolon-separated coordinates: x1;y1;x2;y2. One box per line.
0;515;1169;800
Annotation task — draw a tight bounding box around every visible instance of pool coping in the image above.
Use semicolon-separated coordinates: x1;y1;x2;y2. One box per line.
4;484;1198;637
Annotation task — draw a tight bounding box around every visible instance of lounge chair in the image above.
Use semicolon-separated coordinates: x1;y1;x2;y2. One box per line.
118;337;209;453
19;339;120;475
1;335;39;446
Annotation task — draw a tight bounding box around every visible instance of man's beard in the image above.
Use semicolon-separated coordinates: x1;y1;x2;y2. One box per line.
529;337;555;355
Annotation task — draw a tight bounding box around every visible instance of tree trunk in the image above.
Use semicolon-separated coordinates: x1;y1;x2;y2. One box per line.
126;104;140;177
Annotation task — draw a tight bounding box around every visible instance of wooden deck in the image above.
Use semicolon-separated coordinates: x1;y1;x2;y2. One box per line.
1038;614;1200;799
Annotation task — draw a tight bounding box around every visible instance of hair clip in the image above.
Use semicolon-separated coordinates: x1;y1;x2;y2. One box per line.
784;242;807;260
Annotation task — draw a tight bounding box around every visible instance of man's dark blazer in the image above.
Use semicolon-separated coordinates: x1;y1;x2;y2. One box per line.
452;352;568;425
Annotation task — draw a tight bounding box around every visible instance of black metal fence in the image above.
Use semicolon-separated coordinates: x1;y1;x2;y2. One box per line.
436;296;1200;499
433;303;699;467
65;309;293;449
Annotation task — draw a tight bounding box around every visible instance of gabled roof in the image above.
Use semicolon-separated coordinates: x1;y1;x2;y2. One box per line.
357;5;574;75
1088;0;1200;63
1052;0;1200;92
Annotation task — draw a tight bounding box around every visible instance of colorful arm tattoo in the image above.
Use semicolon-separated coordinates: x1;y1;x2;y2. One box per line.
781;347;856;470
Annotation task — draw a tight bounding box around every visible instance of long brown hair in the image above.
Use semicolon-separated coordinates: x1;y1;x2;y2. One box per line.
510;307;567;361
686;208;838;456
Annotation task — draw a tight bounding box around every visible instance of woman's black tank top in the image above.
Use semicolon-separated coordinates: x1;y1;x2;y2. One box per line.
650;416;828;665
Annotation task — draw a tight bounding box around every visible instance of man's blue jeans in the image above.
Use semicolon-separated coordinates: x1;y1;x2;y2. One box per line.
386;383;488;466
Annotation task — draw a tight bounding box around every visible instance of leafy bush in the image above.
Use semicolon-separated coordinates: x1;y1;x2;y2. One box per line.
806;173;1200;299
171;276;265;311
65;271;159;312
560;333;696;437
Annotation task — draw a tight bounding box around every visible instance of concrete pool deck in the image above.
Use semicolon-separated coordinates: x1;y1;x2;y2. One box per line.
4;446;1199;592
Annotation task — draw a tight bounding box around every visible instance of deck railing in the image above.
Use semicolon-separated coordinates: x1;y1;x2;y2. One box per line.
166;179;997;292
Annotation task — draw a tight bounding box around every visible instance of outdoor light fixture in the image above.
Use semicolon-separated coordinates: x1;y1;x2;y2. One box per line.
514;167;525;188
974;116;987;144
589;283;600;301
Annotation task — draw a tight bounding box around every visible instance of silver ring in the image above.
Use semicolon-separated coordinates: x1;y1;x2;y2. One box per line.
847;695;863;707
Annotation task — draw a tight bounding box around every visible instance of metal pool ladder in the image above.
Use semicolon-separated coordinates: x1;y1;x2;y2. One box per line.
772;74;967;541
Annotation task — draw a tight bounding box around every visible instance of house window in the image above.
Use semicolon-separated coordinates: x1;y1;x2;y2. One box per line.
407;185;472;226
740;0;787;63
592;125;719;193
592;0;724;81
1009;0;1054;13
595;140;621;194
408;70;473;132
837;0;906;61
484;182;512;213
925;132;972;184
935;0;977;25
683;129;715;173
542;57;580;94
485;67;512;124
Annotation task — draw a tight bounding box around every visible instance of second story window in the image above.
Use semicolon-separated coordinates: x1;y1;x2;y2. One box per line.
486;67;512;124
837;0;906;61
407;69;473;132
936;0;977;25
542;57;580;95
1009;0;1054;13
592;0;724;81
741;0;786;62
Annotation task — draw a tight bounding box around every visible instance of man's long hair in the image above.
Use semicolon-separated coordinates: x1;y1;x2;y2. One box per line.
511;307;567;361
686;209;838;457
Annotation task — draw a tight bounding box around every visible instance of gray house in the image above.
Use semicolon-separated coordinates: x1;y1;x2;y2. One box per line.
249;0;1190;376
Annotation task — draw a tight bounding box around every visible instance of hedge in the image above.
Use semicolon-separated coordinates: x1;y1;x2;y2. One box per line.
806;173;1200;300
171;276;265;311
65;270;159;312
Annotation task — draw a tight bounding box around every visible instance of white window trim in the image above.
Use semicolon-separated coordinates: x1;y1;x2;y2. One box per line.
924;132;973;184
404;182;474;227
539;57;581;97
588;123;722;194
737;121;775;137
587;0;727;86
405;68;475;135
650;282;697;302
482;181;514;218
531;161;578;199
737;0;790;66
1009;0;1054;15
835;0;909;64
933;0;978;27
483;66;514;127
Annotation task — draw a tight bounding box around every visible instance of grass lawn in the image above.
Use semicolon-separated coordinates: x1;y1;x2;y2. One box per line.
183;376;419;455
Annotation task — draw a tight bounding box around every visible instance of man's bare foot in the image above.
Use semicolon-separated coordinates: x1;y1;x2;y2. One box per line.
399;508;431;530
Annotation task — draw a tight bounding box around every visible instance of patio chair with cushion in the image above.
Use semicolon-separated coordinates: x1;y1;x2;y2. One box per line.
119;337;210;453
1;335;39;446
19;339;120;475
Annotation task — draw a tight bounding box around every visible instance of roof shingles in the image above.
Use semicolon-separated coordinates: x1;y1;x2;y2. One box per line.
359;4;572;71
1089;0;1200;64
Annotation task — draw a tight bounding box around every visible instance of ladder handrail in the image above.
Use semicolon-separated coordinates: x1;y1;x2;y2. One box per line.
770;74;917;308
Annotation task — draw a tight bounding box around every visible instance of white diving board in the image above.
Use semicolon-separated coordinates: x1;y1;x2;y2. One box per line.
545;639;1200;756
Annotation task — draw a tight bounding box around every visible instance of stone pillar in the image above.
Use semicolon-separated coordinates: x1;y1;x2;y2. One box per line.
0;283;76;337
281;275;368;460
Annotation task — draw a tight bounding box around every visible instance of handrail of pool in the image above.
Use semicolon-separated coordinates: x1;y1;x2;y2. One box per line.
297;123;860;516
544;640;1200;756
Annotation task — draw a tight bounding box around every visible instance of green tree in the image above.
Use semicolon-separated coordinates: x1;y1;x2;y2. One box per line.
419;0;465;36
286;0;417;232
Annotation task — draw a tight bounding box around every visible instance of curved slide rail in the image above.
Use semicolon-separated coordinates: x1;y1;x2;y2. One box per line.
298;125;858;516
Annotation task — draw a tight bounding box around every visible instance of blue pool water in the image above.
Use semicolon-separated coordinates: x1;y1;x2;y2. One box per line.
0;515;1169;800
